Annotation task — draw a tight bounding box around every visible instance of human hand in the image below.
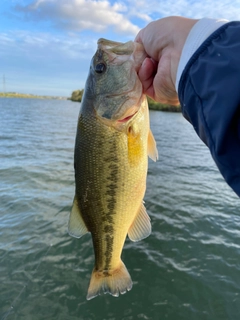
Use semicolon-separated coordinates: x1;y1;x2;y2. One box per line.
135;16;198;105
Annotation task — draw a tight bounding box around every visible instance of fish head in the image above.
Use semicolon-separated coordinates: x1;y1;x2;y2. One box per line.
84;38;147;129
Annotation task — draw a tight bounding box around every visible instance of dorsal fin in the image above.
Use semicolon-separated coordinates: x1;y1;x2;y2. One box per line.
68;196;88;238
148;129;158;161
128;202;151;242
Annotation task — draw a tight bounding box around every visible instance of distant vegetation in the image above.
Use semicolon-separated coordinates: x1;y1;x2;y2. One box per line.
69;89;84;102
69;89;181;112
147;97;181;112
0;92;67;100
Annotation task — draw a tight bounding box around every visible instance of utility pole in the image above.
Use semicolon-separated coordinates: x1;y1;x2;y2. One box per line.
3;74;6;93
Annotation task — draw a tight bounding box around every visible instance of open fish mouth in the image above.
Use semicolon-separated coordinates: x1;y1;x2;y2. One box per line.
97;38;134;56
93;38;147;127
118;111;137;123
103;90;140;122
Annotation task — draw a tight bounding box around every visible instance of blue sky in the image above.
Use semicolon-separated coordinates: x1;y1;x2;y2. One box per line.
1;0;240;97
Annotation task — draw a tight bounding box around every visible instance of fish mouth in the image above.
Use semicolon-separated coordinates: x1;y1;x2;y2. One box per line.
97;90;140;123
97;38;134;56
94;38;146;127
118;111;137;123
96;106;139;131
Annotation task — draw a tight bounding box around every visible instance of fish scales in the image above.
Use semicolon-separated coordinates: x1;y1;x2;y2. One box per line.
76;111;147;270
68;38;158;300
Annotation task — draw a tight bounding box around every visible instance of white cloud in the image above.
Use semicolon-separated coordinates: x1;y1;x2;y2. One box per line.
127;0;240;21
15;0;240;38
0;29;97;61
4;0;240;96
0;30;96;96
14;0;140;35
9;0;240;36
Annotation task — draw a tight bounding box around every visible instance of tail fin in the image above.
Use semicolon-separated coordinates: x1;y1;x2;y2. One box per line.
86;260;132;300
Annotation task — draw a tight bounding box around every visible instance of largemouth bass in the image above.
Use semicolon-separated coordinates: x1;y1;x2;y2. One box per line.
68;38;158;300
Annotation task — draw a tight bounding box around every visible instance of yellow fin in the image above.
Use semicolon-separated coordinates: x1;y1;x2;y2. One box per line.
87;260;132;300
148;129;158;161
68;196;88;238
127;124;144;166
128;202;151;242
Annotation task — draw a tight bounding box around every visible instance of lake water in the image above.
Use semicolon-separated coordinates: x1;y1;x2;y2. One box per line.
0;98;239;320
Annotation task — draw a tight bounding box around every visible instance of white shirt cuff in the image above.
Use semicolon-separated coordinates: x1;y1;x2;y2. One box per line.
175;18;229;92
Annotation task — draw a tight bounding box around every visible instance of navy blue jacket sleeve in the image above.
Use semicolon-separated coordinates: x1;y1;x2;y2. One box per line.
178;22;240;197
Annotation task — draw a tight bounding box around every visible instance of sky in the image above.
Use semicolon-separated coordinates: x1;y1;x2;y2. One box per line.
0;0;240;97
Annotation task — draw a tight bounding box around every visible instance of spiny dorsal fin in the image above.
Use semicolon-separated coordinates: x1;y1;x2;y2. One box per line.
148;129;158;161
128;202;151;242
68;196;88;238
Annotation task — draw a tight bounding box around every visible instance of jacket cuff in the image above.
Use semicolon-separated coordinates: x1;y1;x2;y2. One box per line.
175;18;229;92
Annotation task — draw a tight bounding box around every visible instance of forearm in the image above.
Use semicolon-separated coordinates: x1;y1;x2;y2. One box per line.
176;18;229;91
178;21;240;197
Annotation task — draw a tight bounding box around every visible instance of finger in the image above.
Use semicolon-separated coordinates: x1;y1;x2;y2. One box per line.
138;57;157;94
134;29;143;43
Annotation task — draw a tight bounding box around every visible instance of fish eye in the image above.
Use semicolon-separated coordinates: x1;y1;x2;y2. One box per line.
95;63;106;74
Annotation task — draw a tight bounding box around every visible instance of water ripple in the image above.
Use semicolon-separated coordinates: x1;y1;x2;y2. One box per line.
0;101;240;320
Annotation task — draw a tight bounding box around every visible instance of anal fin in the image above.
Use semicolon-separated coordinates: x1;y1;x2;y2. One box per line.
68;195;88;238
128;202;151;242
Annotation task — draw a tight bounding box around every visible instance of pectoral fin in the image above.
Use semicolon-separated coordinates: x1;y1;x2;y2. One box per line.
148;129;158;161
68;196;88;238
128;202;151;242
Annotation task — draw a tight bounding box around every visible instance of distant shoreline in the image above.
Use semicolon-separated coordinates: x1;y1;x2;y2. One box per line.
0;91;181;112
0;92;67;100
